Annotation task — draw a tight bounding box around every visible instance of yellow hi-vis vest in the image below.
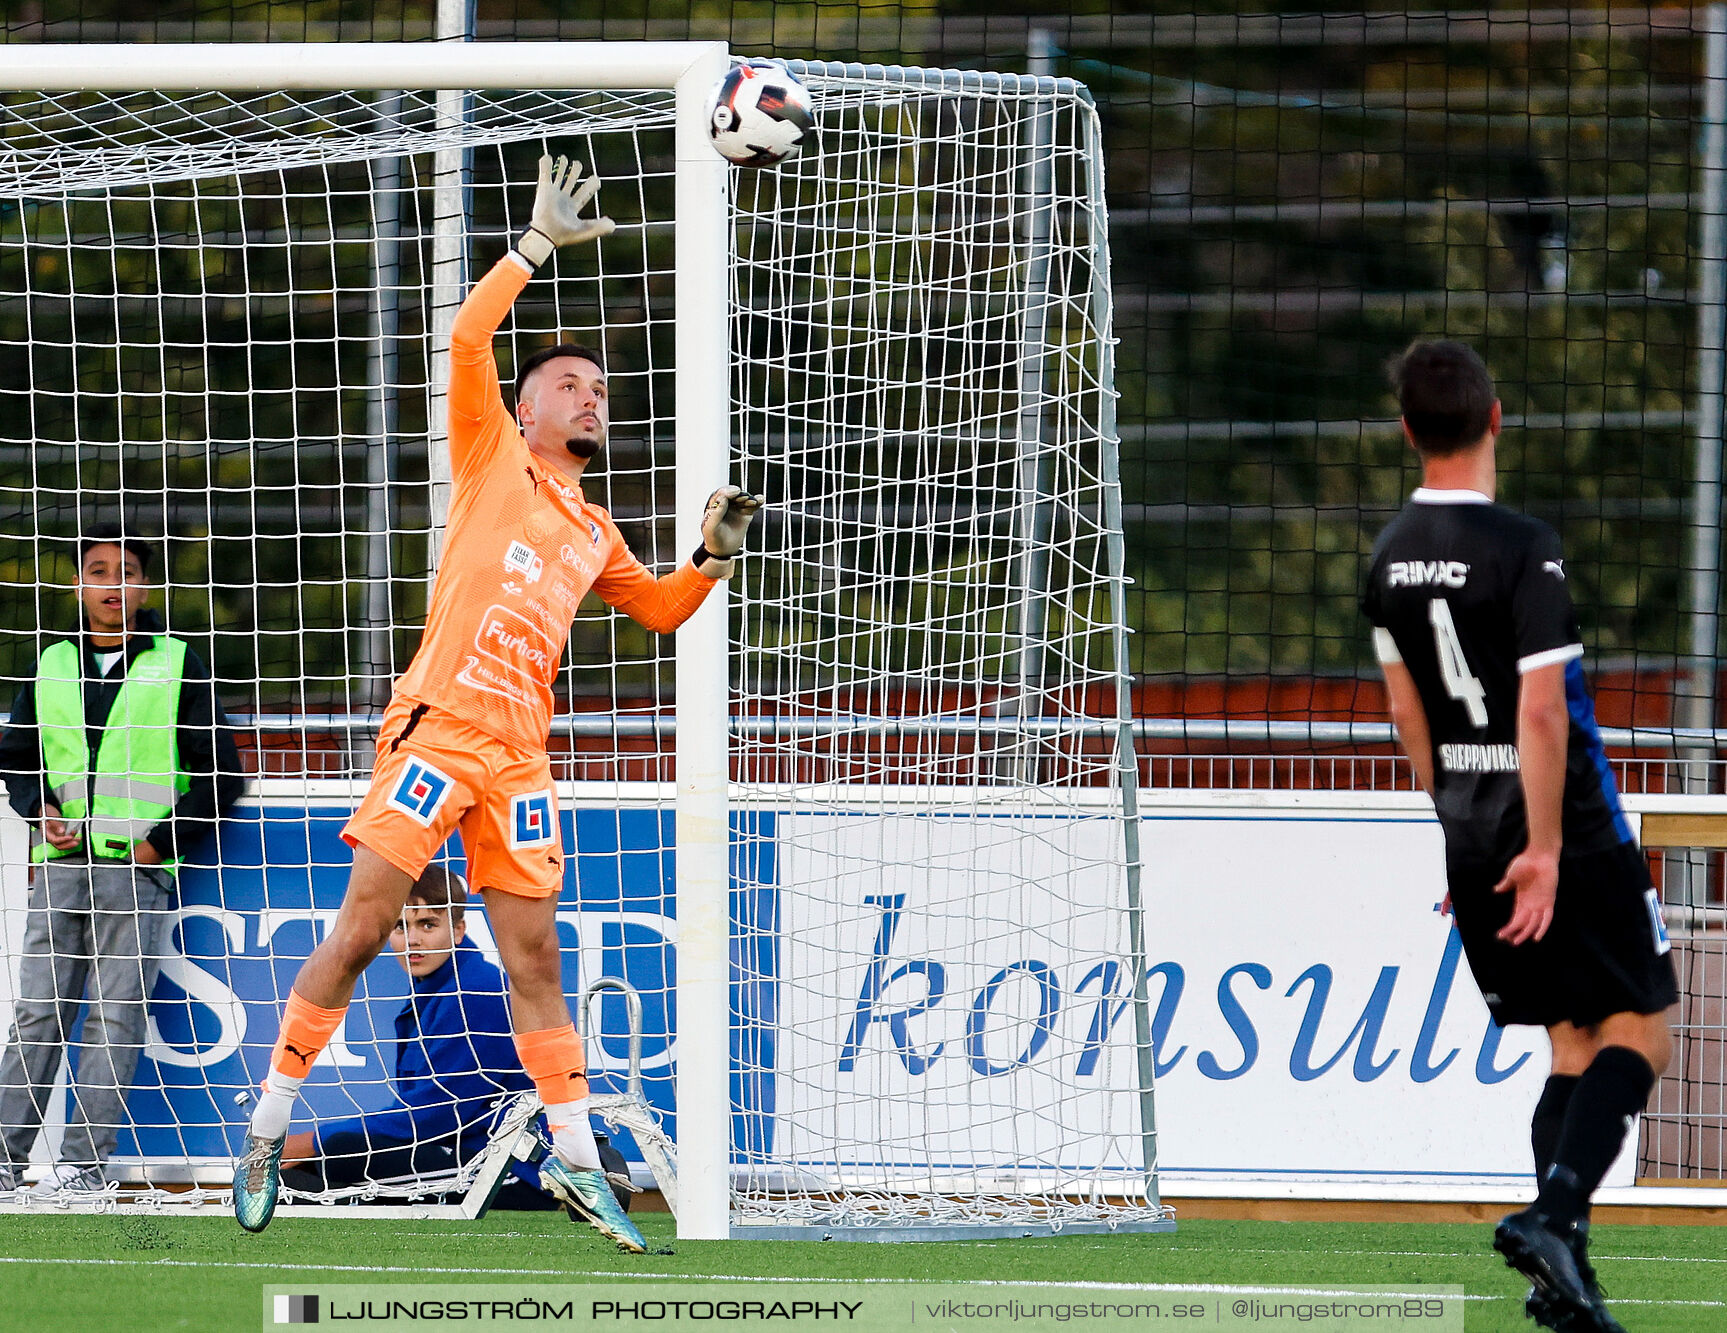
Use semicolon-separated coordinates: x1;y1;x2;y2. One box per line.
33;635;189;868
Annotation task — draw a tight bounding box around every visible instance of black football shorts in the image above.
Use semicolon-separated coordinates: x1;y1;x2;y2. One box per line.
1446;839;1680;1028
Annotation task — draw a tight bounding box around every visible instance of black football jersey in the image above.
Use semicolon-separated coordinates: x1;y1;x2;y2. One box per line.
1361;488;1632;865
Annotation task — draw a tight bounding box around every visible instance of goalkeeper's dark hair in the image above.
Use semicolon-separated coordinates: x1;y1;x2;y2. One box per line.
513;342;607;405
1388;339;1497;456
78;521;158;576
407;864;469;924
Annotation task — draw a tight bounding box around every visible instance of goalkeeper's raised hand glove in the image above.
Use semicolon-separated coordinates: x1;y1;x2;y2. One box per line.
692;486;763;579
516;155;616;268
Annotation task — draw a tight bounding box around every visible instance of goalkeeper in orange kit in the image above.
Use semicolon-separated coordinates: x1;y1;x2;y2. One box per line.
233;156;760;1250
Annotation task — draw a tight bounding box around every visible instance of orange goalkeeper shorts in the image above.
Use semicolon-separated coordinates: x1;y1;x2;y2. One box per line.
342;694;565;899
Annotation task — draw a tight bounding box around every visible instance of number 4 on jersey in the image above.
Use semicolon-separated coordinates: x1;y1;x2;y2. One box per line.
1428;598;1488;728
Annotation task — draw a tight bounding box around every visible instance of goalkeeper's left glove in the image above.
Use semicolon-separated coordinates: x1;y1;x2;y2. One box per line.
692;486;763;579
515;155;616;268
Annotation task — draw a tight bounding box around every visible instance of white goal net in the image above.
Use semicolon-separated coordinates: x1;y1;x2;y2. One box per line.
0;45;1167;1237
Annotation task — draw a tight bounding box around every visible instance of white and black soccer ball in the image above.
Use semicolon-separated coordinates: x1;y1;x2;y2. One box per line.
705;61;815;168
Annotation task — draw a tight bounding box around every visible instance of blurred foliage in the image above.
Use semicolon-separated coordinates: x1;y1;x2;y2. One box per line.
0;4;1711;716
1112;20;1699;682
0;166;435;710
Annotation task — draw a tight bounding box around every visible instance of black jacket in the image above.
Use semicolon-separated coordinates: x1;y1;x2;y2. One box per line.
0;610;247;865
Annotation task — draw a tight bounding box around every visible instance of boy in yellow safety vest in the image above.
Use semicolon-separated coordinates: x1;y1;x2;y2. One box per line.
0;522;245;1196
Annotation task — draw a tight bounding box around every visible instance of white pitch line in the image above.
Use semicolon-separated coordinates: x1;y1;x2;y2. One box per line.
395;1235;1727;1269
920;1239;1727;1270
0;1257;1522;1303
1215;1245;1727;1268
1611;1299;1727;1309
570;1272;1506;1301
0;1257;586;1276
1;1255;1720;1309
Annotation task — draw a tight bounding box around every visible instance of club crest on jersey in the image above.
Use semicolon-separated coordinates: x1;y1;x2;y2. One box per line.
509;791;557;848
1387;559;1469;588
587;518;602;548
389;757;454;826
502;540;544;583
1645;888;1672;955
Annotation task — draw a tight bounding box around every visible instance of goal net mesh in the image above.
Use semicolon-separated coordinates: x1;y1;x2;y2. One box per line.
0;63;1163;1229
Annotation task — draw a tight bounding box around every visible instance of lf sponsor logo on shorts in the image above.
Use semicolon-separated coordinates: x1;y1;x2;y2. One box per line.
388;757;454;826
510;791;557;849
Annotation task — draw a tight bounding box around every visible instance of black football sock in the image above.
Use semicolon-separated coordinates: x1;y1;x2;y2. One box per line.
1531;1073;1580;1183
1537;1046;1656;1229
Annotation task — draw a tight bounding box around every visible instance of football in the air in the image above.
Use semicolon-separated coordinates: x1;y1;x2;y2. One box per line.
705;61;815;168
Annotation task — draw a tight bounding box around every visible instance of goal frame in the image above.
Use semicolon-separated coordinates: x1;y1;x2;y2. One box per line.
0;42;1162;1241
0;38;736;1236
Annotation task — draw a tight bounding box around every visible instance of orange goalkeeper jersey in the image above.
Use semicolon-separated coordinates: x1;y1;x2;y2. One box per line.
392;254;716;747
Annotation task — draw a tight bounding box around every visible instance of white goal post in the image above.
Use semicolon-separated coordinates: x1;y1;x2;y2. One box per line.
0;43;1167;1240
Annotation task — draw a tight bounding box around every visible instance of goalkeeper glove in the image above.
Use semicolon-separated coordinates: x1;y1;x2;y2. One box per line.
516;155;616;268
692;486;763;579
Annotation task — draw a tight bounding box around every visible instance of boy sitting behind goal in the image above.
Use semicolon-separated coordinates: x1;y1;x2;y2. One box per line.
277;864;540;1200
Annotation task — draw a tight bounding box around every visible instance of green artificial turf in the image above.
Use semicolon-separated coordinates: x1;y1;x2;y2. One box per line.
0;1212;1720;1332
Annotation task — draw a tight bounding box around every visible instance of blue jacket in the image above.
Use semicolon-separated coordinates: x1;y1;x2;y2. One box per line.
318;937;533;1155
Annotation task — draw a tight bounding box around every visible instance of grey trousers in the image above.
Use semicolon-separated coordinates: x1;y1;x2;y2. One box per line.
0;859;173;1170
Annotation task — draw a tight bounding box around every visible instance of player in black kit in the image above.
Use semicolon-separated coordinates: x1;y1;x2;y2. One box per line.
1362;341;1676;1333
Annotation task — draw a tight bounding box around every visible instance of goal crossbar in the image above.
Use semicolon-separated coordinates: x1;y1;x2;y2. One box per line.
0;45;1096;106
0;42;728;92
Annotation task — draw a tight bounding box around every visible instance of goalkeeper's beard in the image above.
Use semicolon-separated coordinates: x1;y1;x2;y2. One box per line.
564;434;602;460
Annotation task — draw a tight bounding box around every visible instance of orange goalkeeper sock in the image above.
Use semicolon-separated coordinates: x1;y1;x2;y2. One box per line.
514;1022;590;1105
248;990;347;1140
270;990;348;1081
515;1024;599;1170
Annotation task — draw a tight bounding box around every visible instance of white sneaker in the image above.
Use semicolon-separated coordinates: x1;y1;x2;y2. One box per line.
28;1163;106;1197
0;1164;19;1195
